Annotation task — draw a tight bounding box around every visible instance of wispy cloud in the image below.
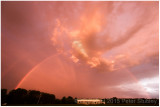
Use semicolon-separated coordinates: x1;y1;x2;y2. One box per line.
2;1;159;98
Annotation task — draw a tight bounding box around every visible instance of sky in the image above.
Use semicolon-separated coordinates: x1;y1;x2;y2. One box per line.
1;1;159;99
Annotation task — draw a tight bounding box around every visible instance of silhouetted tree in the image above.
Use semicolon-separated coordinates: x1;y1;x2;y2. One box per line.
7;88;28;104
66;96;75;104
26;90;40;104
61;96;67;104
55;99;62;104
1;89;7;105
39;92;55;104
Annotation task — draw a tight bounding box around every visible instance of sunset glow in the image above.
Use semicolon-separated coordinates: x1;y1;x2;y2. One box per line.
1;1;159;99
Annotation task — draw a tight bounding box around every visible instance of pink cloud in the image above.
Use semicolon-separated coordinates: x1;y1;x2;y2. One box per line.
2;1;159;98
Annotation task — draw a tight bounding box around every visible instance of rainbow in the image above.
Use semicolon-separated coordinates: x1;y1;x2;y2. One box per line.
15;54;57;89
15;55;150;98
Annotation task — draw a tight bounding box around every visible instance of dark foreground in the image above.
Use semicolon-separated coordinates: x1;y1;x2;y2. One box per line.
2;88;159;106
5;104;159;106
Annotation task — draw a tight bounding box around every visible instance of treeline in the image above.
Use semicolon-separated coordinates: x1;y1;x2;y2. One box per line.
1;88;75;105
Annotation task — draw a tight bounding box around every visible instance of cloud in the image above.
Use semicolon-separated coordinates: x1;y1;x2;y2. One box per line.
2;1;159;98
50;1;158;73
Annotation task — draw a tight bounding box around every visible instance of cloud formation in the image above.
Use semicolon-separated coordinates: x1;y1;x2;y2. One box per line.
50;1;158;73
2;1;159;98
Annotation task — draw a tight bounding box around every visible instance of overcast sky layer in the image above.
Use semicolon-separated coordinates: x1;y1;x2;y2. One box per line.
1;1;159;99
